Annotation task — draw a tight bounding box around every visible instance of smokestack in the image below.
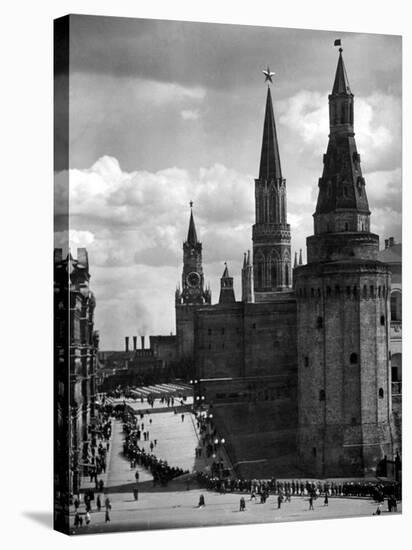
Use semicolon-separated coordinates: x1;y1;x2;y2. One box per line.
133;336;137;351
125;336;129;353
384;239;389;249
141;336;145;350
389;237;395;247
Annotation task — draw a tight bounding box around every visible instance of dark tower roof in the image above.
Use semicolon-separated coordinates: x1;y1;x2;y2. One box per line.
186;207;198;246
219;262;235;304
222;264;229;278
259;87;282;181
315;49;370;217
332;50;352;95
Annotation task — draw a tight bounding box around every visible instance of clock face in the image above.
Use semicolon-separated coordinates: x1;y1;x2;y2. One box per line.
187;271;200;288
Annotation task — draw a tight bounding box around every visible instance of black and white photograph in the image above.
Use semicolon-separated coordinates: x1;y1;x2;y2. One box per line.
52;14;403;535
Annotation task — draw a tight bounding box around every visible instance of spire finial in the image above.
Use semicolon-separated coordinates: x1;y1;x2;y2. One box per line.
262;65;275;84
189;200;193;208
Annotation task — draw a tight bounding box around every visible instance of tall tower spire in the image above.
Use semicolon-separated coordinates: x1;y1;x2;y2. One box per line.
259;87;282;181
252;68;291;299
187;200;198;246
308;45;374;262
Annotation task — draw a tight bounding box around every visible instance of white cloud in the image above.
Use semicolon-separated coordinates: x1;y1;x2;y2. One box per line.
181;109;200;120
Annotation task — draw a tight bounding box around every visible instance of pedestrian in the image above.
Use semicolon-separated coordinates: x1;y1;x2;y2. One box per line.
240;497;246;511
96;494;101;512
105;509;110;522
181;413;185;422
198;494;205;508
135;470;139;482
85;511;91;525
74;497;80;511
133;487;139;501
99;479;104;492
324;493;329;506
105;496;111;511
74;512;80;528
309;495;314;510
277;494;282;509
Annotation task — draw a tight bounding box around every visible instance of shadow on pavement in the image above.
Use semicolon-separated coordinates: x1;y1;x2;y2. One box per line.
107;476;199;495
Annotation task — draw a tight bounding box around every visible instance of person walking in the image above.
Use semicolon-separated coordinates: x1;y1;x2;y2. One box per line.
324;493;329;506
240;496;246;511
198;494;205;508
133;486;139;501
105;508;110;522
277;494;283;509
309;495;314;510
96;494;101;512
85;511;91;526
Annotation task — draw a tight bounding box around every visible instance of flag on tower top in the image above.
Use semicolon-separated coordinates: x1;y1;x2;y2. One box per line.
334;39;341;46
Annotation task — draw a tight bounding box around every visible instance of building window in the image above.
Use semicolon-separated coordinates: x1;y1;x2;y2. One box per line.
304;356;309;368
390;291;402;322
285;264;289;286
208;329;212;336
312;447;317;457
344;223;349;231
363;285;367;298
378;388;384;399
319;389;325;401
370;285;375;298
380;315;385;326
316;316;323;329
221;328;225;335
350;353;358;364
252;323;256;329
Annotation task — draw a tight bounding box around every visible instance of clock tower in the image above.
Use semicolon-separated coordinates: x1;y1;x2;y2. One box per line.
175;203;211;363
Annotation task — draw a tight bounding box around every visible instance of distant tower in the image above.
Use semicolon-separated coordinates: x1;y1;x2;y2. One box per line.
175;203;210;361
219;263;236;304
242;250;255;303
294;45;392;477
253;77;291;300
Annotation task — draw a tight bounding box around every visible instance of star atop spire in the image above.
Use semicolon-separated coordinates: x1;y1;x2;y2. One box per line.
262;65;275;83
222;262;229;278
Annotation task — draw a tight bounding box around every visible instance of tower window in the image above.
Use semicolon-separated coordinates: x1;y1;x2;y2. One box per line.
316;316;323;329
350;353;358;364
378;388;384;399
370;285;375;298
285;265;289;286
304;356;309;368
319;389;325;401
344;223;349;231
221;328;225;335
312;447;317;457
363;285;367;299
380;315;385;326
252;323;256;329
208;329;212;336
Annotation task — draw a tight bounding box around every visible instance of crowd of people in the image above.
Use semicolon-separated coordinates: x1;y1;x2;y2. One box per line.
195;472;401;504
122;415;189;486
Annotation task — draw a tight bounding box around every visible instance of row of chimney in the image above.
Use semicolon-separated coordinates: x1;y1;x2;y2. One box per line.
125;336;145;352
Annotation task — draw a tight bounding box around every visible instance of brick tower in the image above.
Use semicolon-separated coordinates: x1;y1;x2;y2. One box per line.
253;82;291;301
294;47;393;477
175;203;211;360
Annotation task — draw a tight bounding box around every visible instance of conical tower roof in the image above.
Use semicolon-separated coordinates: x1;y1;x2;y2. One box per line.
186;206;198;246
332;50;352;95
259;87;282;181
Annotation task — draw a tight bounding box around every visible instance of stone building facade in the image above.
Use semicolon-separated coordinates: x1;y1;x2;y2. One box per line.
174;49;401;479
54;248;99;494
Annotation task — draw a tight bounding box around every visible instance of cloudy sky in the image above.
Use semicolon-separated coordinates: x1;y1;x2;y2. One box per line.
54;15;402;350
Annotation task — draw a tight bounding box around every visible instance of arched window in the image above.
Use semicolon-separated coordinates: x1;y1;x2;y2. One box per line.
350;353;358;364
257;262;263;288
271;262;277;289
390;291;402;322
